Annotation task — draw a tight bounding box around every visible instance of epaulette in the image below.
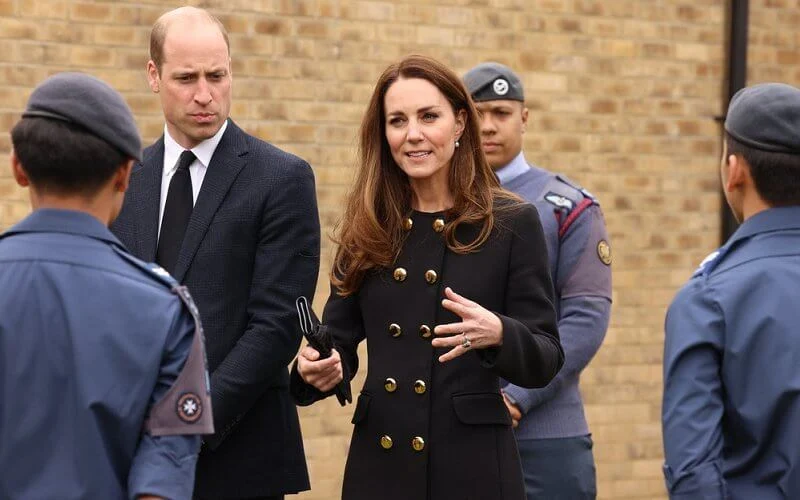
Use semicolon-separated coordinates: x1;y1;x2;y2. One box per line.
692;248;725;278
111;244;178;290
541;174;598;238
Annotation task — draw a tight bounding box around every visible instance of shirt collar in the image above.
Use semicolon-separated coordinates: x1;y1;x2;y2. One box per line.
2;208;123;246
163;119;229;176
494;151;530;185
727;206;800;247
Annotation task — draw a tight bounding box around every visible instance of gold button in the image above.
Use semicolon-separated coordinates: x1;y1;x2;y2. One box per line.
380;435;393;449
414;380;427;394
403;217;413;231
384;378;397;393
393;267;407;282
389;323;402;338
419;324;431;338
412;436;425;451
432;218;445;232
425;270;438;284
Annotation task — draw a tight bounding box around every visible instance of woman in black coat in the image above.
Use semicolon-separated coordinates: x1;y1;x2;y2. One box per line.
291;55;563;500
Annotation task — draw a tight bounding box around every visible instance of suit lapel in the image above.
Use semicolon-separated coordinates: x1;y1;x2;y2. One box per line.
173;121;249;282
133;138;164;261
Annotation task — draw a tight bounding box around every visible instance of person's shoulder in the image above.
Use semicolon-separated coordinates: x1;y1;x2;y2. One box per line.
541;172;599;210
233;126;315;187
667;263;718;322
109;245;180;293
238;125;311;168
492;196;540;232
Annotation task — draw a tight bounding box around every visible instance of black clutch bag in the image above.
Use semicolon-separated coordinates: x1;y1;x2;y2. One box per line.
296;296;352;406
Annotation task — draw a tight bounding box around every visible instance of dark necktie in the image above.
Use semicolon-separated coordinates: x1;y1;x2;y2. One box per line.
156;150;196;274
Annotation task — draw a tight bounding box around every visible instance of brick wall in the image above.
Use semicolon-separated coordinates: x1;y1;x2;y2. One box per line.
0;1;797;498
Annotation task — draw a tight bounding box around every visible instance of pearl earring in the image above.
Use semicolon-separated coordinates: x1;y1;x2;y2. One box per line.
455;139;460;148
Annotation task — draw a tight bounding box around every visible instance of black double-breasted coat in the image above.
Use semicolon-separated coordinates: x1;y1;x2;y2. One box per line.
292;203;563;500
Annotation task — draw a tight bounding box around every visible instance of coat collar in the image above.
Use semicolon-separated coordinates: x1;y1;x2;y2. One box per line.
727;206;800;246
697;206;800;277
2;208;123;247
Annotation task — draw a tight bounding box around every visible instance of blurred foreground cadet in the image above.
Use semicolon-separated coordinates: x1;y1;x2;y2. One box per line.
663;83;800;499
0;72;213;499
464;62;611;500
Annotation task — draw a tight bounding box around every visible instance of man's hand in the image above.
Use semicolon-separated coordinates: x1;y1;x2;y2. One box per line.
502;392;522;428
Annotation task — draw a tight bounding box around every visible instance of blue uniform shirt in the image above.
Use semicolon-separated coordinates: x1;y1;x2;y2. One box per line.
0;209;207;500
663;206;800;499
498;153;612;439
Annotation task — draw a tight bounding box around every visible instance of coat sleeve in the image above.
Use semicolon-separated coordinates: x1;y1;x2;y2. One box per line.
204;159;321;449
504;204;611;412
128;307;201;500
290;281;366;406
662;278;727;499
479;203;564;389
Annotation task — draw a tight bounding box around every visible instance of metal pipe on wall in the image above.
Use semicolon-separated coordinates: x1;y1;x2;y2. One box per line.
721;0;749;241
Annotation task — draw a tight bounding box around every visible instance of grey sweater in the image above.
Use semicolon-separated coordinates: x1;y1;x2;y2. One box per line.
498;153;612;439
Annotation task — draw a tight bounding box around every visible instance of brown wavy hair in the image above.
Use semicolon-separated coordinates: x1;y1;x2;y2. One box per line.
332;54;520;296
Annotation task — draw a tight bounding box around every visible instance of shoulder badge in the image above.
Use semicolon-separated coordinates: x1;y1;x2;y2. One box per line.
541;174;599;239
545;192;574;211
176;392;204;423
597;240;612;265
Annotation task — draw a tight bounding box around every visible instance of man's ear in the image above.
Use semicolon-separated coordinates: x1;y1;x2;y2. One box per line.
114;159;135;193
520;105;529;133
725;153;748;193
146;60;160;93
10;150;30;188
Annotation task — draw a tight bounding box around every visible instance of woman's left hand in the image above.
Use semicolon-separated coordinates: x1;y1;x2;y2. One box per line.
432;287;504;363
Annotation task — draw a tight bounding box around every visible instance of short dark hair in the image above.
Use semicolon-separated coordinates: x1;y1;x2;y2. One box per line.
11;117;127;196
726;132;800;206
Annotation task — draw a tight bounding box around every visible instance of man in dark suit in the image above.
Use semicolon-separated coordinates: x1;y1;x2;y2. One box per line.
111;7;320;499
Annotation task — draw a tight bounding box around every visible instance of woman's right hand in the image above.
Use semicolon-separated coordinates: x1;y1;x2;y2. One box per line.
297;345;344;392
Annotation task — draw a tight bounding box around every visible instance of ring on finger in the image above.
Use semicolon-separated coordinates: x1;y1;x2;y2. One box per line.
461;332;472;349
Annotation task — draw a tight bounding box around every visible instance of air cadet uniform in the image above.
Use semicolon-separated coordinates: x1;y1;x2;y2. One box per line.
663;83;800;498
465;63;612;499
0;73;213;500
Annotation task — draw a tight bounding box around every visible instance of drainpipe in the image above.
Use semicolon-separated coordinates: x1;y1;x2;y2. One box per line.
721;0;749;241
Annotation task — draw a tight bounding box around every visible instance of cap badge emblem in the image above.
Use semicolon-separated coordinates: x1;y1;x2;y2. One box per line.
493;78;509;96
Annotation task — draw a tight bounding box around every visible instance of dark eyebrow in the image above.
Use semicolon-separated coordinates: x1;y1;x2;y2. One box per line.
386;105;443;118
418;106;442;113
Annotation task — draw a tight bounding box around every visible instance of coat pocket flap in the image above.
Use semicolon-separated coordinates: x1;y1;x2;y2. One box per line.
452;392;511;426
351;392;371;424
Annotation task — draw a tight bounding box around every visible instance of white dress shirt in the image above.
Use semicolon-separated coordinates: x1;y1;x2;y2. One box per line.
158;120;228;239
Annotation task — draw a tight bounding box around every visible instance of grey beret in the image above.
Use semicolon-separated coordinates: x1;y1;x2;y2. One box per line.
463;62;524;102
725;82;800;154
23;72;142;160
